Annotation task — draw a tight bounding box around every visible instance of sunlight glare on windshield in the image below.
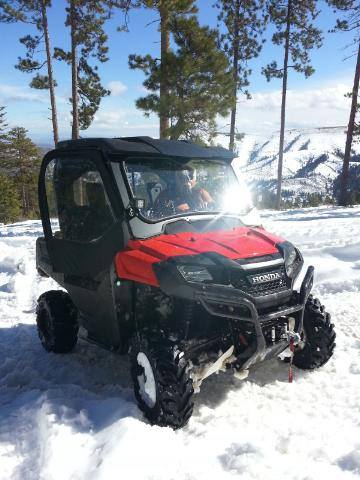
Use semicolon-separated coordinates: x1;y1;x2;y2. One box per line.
221;183;253;214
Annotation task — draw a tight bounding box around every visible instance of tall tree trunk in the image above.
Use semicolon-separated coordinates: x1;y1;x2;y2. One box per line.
25;185;30;217
276;0;292;210
70;0;79;140
340;42;360;206
22;184;26;218
159;2;170;139
229;0;240;152
41;0;59;146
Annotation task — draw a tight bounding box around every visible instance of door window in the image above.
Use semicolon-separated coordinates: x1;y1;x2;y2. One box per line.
45;157;114;242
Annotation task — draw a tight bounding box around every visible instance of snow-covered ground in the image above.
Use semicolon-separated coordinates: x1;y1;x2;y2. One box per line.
0;206;359;480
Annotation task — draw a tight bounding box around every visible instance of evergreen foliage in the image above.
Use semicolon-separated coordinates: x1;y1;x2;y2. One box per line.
130;1;197;138
326;0;360;35
53;0;133;136
0;108;40;222
0;174;21;224
215;0;266;150
54;0;117;135
2;127;41;219
263;1;322;81
129;14;234;142
333;163;360;204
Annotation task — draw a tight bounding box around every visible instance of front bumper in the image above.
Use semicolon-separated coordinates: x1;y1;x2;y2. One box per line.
194;266;314;370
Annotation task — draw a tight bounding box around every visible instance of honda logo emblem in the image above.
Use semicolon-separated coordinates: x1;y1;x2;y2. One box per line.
249;272;282;284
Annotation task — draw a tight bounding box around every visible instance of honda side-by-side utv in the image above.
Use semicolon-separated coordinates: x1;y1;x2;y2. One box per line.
36;137;336;429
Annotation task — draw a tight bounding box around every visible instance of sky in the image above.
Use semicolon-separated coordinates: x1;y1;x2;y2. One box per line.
0;0;356;145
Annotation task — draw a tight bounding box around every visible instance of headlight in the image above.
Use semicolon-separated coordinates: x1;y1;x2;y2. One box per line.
281;242;298;277
177;265;213;283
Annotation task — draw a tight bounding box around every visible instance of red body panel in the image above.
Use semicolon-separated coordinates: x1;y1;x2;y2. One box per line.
115;227;285;287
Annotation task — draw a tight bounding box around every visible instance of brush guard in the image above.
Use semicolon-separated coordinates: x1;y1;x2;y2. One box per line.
195;266;314;371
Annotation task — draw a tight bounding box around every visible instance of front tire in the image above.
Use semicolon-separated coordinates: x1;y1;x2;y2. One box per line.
293;295;336;369
130;336;194;429
36;290;78;353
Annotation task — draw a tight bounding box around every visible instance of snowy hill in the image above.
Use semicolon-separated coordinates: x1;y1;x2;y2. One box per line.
1;206;360;479
231;127;360;203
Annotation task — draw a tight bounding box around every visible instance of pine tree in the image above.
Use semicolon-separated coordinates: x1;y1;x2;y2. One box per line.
215;0;266;151
0;1;59;146
333;164;360;205
54;1;121;138
327;0;360;206
2;127;41;218
129;14;234;142
263;0;322;209
0;174;21;224
54;0;133;138
142;1;197;138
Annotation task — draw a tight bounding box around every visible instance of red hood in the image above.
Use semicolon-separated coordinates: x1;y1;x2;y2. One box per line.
115;227;285;287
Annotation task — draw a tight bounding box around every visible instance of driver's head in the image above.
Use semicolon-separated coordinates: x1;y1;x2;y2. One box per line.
189;168;196;187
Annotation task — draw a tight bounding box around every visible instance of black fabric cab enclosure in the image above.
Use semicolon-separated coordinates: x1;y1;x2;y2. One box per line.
38;136;235;277
38;148;125;279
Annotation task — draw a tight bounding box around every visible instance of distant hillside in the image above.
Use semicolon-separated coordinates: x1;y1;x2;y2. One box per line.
230;127;360;205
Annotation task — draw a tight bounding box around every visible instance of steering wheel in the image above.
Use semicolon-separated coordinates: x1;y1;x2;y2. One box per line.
150;199;176;219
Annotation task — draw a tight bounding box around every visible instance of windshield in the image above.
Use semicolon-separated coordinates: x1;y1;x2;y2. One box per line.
123;157;253;222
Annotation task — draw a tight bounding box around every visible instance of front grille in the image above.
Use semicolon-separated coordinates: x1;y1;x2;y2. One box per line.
231;266;288;297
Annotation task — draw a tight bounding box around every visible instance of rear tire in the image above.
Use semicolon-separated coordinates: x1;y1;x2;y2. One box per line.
293;295;336;370
36;290;78;353
130;336;194;429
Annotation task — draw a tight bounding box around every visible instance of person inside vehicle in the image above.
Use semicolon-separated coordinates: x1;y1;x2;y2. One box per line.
153;169;213;217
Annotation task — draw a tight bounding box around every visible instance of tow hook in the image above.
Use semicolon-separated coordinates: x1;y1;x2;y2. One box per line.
286;331;301;345
285;316;303;347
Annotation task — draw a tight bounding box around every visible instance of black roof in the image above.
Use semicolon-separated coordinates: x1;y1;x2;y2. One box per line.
56;136;235;160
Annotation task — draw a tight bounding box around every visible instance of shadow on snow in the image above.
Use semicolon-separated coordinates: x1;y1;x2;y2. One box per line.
0;323;306;438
